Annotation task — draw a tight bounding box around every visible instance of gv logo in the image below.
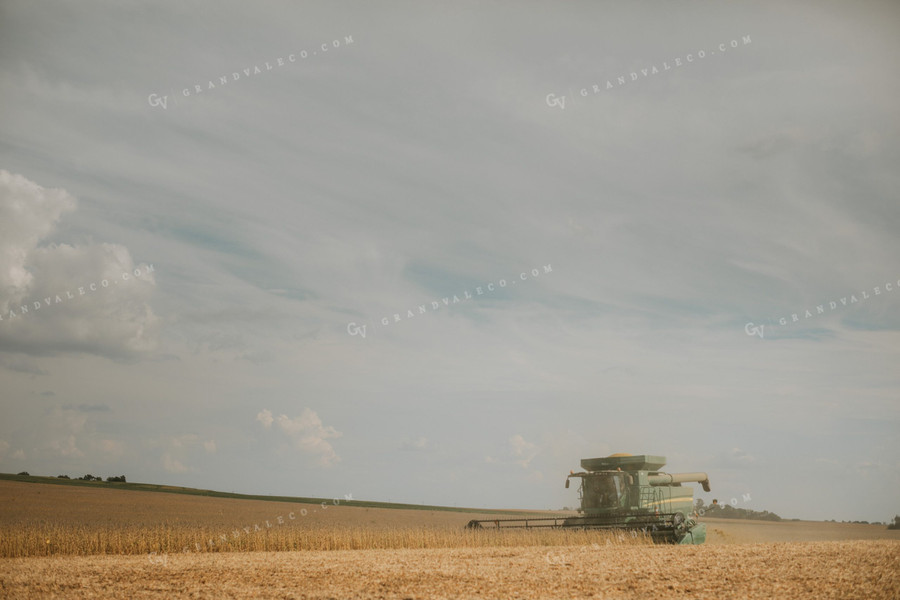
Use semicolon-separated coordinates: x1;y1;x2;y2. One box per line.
744;322;764;338
147;552;168;566
347;322;367;338
545;93;566;110
148;93;168;110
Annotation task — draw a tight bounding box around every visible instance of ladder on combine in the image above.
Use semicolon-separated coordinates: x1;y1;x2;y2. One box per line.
639;484;667;513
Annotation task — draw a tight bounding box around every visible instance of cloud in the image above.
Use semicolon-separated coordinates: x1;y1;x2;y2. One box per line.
855;461;882;478
526;470;544;482
734;127;809;159
49;435;82;458
400;436;428;451
0;170;75;305
162;453;188;473
37;406;89;458
256;409;274;428
97;439;123;457
0;170;158;357
258;408;342;467
0;442;24;462
0;357;48;376
151;435;211;473
509;434;539;468
27;405;126;462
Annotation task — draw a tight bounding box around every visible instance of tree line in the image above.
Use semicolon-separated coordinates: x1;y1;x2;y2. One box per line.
694;498;782;521
17;471;126;483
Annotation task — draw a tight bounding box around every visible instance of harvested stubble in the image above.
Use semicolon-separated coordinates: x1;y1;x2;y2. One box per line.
1;540;897;599
0;523;649;558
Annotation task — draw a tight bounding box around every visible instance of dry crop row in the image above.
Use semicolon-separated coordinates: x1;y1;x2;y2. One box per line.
0;524;650;558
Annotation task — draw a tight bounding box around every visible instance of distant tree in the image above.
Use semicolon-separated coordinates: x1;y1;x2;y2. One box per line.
79;474;102;481
887;516;900;530
106;475;126;483
57;475;70;479
694;498;780;522
17;471;29;476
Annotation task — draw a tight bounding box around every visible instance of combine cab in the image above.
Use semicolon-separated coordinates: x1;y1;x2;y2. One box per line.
466;453;710;544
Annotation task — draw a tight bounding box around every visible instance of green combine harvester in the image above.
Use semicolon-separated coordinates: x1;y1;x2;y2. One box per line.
466;453;710;544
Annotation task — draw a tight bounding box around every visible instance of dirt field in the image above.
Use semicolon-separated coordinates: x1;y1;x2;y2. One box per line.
2;480;899;598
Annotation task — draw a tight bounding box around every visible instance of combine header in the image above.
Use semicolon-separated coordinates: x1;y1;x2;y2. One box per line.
466;453;710;544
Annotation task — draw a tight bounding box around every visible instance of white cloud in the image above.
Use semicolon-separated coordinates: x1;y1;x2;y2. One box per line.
150;435;211;474
162;453;188;473
259;408;342;467
12;449;26;460
256;409;273;428
509;434;539;468
0;440;9;460
730;448;755;465
40;407;88;458
170;435;190;448
855;461;880;477
0;170;75;307
28;406;127;463
49;434;82;458
98;439;124;457
0;170;158;357
400;436;428;451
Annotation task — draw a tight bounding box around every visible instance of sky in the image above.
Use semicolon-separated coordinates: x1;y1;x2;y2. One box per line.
0;0;898;523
